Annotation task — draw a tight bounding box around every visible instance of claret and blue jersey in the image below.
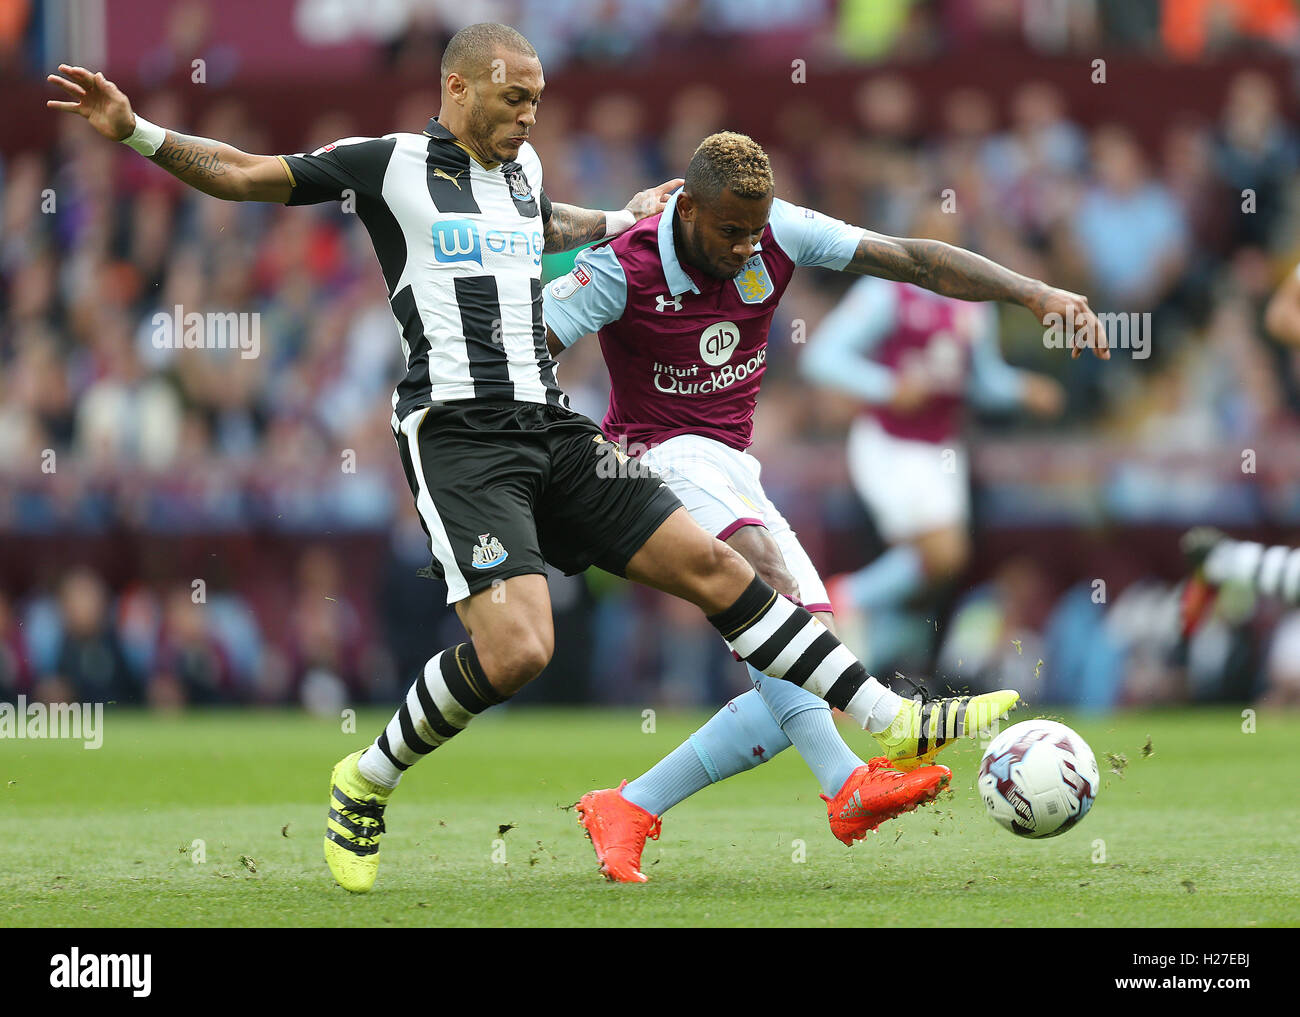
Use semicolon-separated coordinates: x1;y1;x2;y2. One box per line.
543;190;864;452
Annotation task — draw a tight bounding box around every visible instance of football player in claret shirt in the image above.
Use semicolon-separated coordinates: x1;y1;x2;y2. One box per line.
50;29;1041;894
802;206;1066;676
544;132;1103;882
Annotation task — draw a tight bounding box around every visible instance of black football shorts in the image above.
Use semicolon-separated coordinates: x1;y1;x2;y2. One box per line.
393;400;683;604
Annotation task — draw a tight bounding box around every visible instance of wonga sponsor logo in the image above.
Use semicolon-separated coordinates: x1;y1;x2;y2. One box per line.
432;220;481;264
432;220;544;267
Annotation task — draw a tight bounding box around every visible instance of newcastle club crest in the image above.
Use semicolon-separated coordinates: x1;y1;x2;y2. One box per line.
471;533;509;569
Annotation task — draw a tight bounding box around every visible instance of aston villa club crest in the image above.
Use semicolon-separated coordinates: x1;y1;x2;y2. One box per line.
734;254;773;304
470;533;509;569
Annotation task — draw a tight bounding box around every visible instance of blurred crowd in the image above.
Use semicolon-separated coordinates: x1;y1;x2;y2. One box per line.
6;68;1299;500
6;0;1300;78
361;0;1300;72
4;3;1300;709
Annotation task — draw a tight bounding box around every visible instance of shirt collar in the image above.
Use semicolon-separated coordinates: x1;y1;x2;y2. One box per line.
423;117;456;141
423;116;502;170
658;189;764;296
658;191;700;297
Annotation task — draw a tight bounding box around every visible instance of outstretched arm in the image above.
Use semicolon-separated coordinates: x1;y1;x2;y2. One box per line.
543;203;610;253
542;178;683;253
47;64;292;203
846;231;1109;361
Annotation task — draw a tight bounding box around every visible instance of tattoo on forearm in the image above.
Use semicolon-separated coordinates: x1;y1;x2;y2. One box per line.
850;235;1043;309
150;133;230;184
544;203;608;253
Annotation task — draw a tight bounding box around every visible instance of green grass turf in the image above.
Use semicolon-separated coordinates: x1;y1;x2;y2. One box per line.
1;705;1295;927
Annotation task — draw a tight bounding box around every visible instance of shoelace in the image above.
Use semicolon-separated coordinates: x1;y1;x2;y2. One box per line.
331;787;387;843
347;812;386;843
893;671;933;703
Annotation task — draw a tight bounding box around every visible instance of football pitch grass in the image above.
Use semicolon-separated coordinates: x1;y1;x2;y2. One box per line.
2;706;1296;927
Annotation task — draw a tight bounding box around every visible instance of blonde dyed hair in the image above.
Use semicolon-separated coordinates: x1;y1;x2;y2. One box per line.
684;131;774;202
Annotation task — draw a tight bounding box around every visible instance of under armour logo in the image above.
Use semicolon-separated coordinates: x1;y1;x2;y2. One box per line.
655;294;682;312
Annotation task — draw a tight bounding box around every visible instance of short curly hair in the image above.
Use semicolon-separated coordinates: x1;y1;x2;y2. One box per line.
684;132;774;203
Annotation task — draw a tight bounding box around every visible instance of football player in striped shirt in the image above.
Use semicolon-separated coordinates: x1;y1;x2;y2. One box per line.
48;26;1042;894
1180;527;1300;636
1178;269;1300;638
544;132;1103;881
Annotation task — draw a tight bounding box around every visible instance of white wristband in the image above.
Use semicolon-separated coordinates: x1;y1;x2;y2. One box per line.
604;209;636;238
121;115;166;156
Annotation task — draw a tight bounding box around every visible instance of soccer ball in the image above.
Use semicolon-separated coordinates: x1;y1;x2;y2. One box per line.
977;719;1099;839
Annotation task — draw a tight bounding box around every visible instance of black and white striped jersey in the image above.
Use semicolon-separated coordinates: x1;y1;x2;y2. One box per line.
278;117;568;423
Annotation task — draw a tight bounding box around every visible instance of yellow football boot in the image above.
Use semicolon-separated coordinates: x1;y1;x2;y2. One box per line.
324;749;392;893
875;689;1020;771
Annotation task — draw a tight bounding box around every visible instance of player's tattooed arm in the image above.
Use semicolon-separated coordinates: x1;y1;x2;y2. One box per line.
46;63;291;203
846;232;1109;360
543;203;609;253
149;133;291;203
542;178;684;253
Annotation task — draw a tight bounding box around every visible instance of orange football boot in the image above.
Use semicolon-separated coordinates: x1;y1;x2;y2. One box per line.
1179;526;1224;637
1178;575;1218;638
575;780;662;883
822;756;951;845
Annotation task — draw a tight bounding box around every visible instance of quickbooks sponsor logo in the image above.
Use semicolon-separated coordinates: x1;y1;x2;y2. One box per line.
432;220;543;266
699;321;740;367
50;948;151;997
652;347;766;396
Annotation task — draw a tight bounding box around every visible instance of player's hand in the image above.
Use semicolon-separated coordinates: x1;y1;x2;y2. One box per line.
46;65;136;142
1028;285;1109;361
1020;374;1066;418
624;178;684;221
888;373;931;413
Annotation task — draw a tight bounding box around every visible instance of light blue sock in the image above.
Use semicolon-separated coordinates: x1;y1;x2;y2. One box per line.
846;544;925;611
622;691;792;816
749;665;864;795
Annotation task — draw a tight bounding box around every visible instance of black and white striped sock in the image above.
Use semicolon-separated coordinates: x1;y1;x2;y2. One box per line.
358;643;504;788
708;576;901;731
1204;539;1300;604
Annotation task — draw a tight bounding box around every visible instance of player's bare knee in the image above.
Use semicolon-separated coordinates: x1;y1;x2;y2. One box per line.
472;630;552;695
725;527;796;599
704;537;752;585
